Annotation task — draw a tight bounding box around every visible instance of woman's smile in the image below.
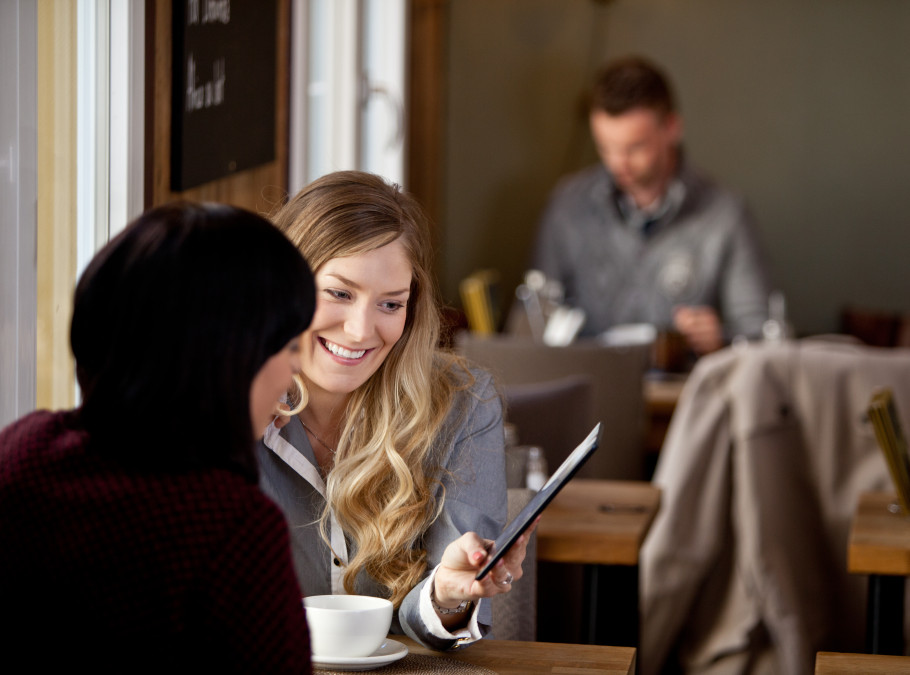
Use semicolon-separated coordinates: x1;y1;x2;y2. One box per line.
319;337;369;362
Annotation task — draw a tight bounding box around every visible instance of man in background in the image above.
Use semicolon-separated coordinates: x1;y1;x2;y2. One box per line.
532;56;769;354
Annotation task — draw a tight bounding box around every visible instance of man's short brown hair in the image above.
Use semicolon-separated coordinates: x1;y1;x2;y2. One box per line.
590;56;677;117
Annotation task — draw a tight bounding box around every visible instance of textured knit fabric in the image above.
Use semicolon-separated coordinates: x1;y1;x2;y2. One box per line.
0;409;312;673
256;366;507;651
533;161;770;341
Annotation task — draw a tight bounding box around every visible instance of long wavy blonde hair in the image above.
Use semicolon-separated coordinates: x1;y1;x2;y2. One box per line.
272;170;471;606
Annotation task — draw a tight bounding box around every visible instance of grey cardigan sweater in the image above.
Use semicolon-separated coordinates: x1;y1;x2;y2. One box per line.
533;160;770;341
256;366;507;651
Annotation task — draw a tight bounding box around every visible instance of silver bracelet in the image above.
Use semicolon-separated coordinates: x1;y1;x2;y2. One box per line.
431;587;471;615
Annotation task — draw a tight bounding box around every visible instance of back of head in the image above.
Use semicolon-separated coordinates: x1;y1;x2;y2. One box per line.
590;55;677;118
71;202;315;475
272;170;441;369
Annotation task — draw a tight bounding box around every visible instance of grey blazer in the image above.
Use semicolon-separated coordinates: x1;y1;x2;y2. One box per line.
256;366;507;651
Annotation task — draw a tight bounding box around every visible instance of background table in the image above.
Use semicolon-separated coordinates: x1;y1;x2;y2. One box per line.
399;635;636;674
816;651;910;674
643;373;686;454
536;479;661;647
848;491;910;654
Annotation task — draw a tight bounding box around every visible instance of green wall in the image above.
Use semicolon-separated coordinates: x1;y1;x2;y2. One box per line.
441;0;910;336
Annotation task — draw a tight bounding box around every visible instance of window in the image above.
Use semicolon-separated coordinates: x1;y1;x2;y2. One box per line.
0;1;145;426
0;0;37;428
289;0;406;193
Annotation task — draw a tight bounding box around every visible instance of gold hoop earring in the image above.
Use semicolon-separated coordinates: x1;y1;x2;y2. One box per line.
278;374;309;416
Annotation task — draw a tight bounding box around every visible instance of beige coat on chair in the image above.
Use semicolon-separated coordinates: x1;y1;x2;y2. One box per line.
642;340;905;675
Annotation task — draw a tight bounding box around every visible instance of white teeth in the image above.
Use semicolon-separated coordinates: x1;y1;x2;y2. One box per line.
324;340;366;359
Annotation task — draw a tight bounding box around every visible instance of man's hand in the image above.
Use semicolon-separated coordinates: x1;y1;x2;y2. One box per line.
673;305;724;355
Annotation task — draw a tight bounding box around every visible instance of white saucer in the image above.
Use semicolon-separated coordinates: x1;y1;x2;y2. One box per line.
312;638;408;671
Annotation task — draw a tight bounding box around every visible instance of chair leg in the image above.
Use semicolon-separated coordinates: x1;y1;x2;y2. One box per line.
866;574;905;654
582;563;639;648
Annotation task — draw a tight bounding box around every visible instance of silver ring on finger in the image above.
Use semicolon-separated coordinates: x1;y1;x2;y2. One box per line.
496;571;514;587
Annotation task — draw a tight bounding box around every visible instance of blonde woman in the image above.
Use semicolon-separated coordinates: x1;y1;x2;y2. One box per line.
256;170;531;651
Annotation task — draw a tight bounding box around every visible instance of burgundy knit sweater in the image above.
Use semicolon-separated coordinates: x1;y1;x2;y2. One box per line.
0;409;311;673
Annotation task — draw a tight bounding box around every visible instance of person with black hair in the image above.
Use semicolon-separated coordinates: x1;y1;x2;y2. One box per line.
0;202;316;672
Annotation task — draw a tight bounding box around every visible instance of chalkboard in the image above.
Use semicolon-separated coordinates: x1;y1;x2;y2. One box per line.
171;0;277;191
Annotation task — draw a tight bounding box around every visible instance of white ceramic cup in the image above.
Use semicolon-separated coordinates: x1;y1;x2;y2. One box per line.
302;594;394;658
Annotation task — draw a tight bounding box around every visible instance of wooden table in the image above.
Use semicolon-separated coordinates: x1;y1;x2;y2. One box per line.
816;651;910;674
848;491;910;654
399;635;636;674
536;479;661;648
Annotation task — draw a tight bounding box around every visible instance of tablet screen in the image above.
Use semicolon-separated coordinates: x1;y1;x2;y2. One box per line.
475;422;602;580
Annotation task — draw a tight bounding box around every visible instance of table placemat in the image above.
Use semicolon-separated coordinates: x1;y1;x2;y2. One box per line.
315;653;496;674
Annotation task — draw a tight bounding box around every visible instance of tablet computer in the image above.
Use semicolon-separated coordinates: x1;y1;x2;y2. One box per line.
475;422;602;580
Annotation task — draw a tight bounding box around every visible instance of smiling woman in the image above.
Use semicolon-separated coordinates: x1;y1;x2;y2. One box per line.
257;170;532;652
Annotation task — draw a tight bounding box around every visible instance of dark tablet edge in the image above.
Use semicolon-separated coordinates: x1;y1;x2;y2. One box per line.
474;422;602;581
